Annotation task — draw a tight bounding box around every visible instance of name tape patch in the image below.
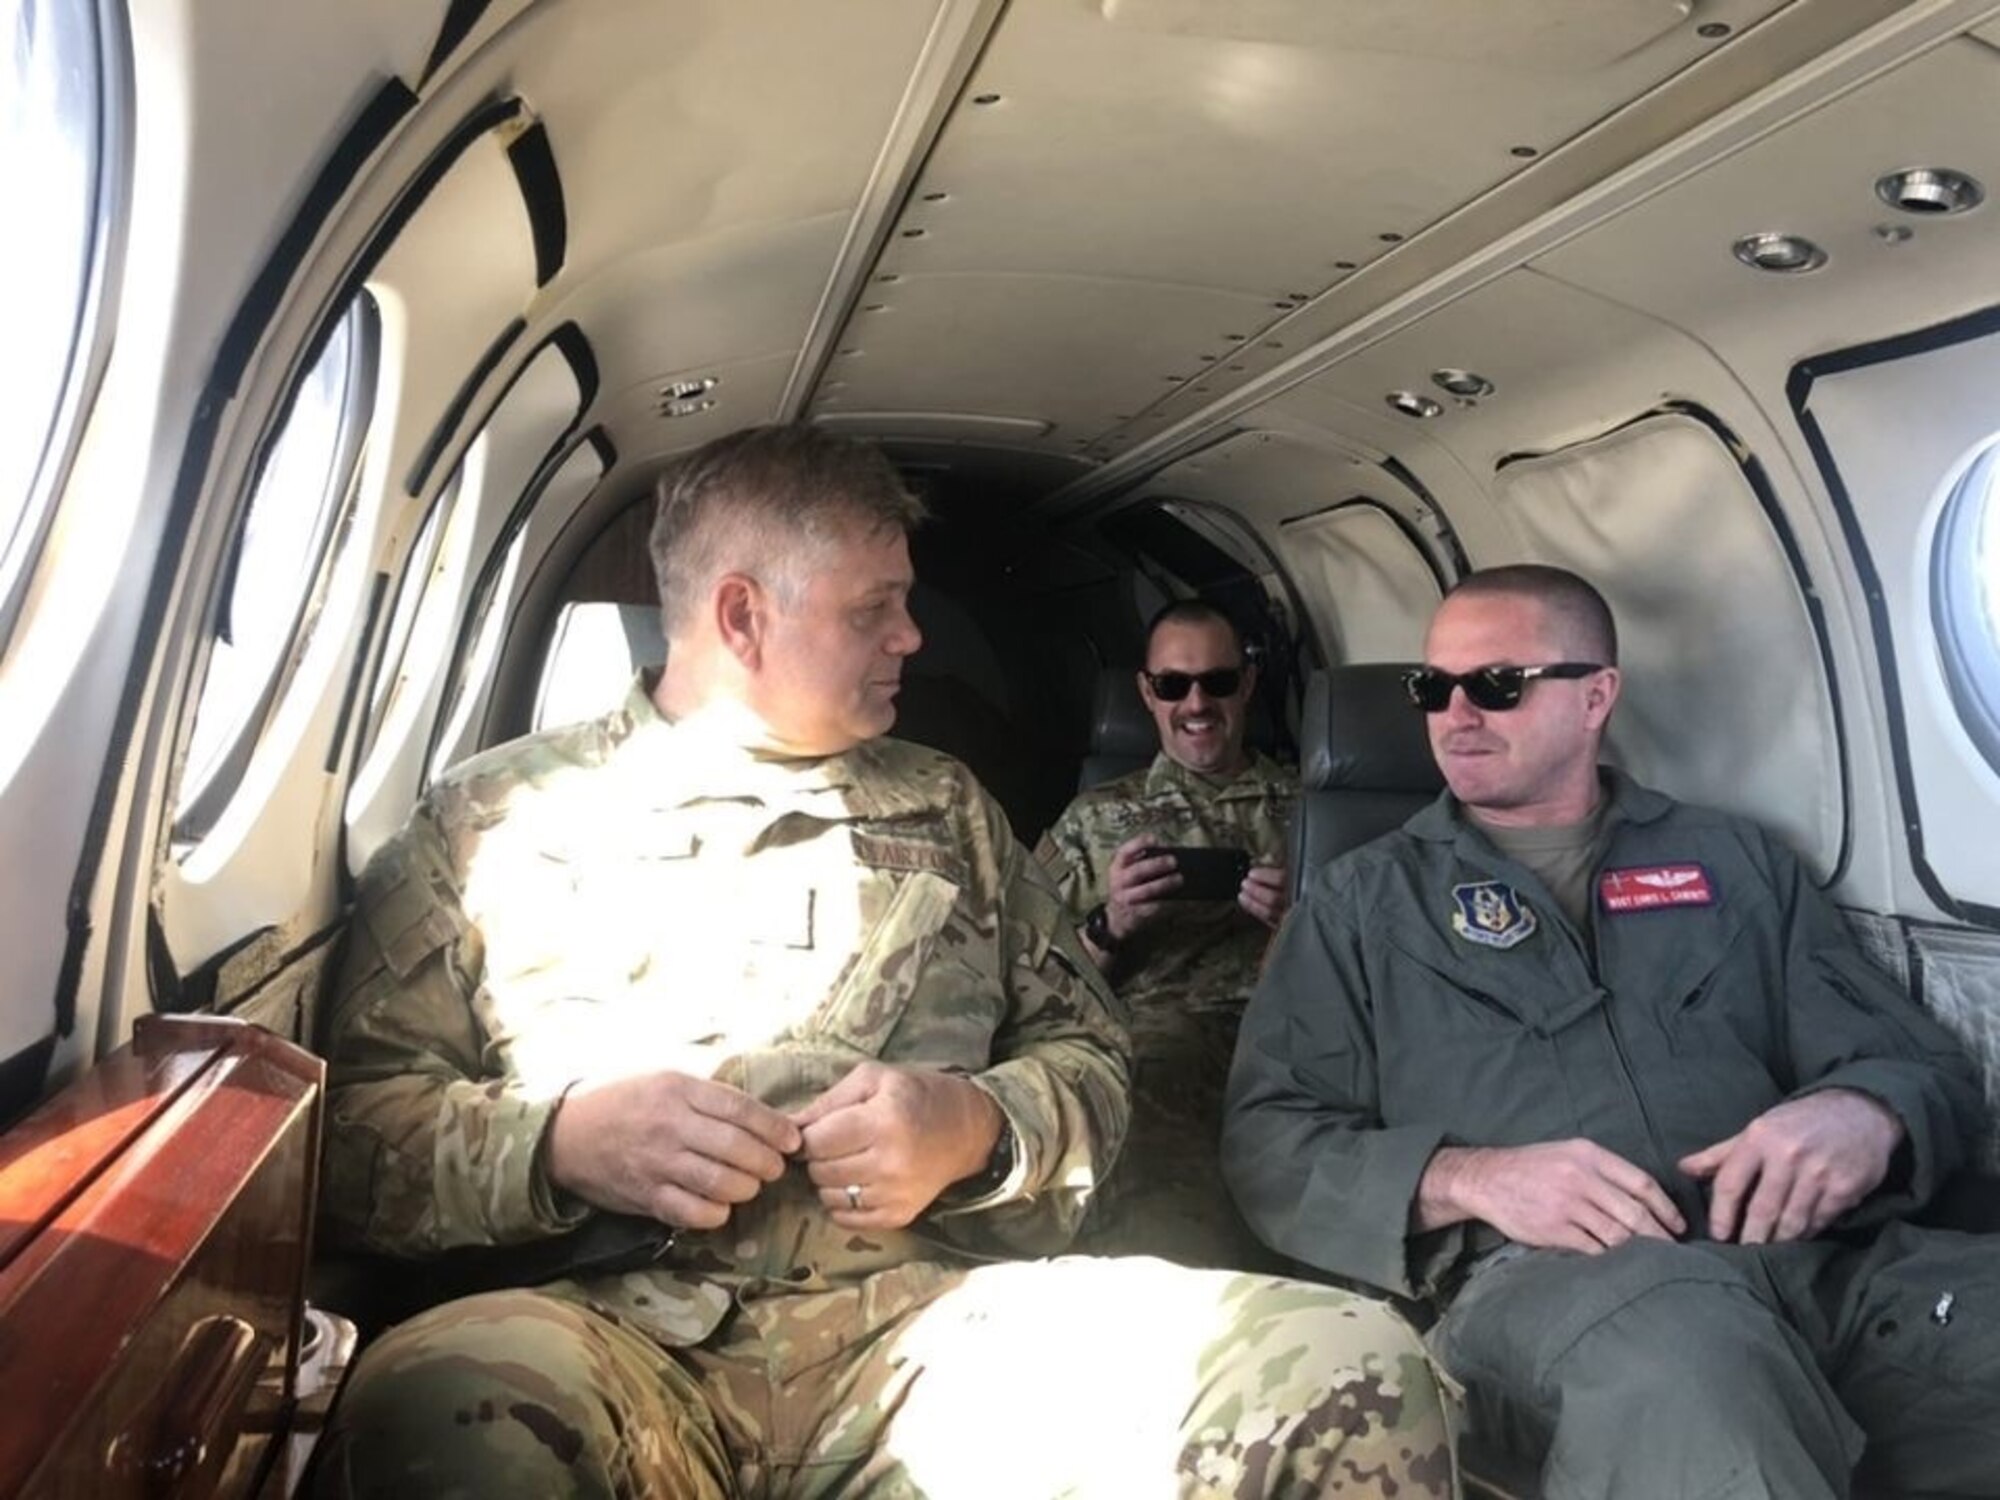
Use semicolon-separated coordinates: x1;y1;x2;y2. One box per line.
1598;862;1716;914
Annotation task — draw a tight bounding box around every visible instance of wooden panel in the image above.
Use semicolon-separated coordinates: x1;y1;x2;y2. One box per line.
0;1016;322;1499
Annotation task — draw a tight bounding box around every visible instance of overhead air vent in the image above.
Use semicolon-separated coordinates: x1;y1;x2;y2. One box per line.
1386;391;1442;419
656;376;718;418
1875;167;1983;217
1431;369;1493;399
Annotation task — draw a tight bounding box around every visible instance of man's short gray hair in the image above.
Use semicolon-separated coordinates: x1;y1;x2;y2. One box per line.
649;425;927;636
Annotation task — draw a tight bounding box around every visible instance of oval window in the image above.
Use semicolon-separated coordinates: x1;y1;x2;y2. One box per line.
1;0;119;632
1933;442;2000;776
176;297;377;834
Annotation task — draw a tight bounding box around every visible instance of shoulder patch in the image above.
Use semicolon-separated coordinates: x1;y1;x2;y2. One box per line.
1599;863;1717;913
1450;880;1538;950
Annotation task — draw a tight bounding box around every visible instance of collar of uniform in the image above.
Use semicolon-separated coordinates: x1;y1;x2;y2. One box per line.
1141;748;1285;799
1405;765;1674;844
606;674;953;822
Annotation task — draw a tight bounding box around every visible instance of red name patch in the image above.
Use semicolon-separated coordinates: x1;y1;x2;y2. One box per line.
1598;863;1716;913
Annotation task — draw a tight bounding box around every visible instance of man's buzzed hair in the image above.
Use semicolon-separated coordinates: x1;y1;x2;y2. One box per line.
1144;599;1244;661
1446;564;1619;666
650;424;927;635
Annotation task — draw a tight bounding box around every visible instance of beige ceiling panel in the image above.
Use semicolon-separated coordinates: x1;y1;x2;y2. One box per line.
1531;37;2000;367
509;0;943;268
557;216;851;404
886;0;1790;296
1099;0;1695;70
1269;269;1683;470
813;275;1274;441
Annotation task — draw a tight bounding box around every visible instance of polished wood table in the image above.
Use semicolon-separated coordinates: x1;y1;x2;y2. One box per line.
0;1015;324;1499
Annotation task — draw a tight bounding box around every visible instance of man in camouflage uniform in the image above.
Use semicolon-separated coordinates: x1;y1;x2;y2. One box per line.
315;425;1455;1499
1037;602;1297;1268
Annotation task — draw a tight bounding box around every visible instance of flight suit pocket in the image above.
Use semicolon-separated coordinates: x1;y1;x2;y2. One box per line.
812;869;961;1055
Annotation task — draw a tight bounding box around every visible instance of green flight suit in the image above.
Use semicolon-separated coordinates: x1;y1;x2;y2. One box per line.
1224;770;1998;1499
1037;751;1296;1269
315;679;1455;1499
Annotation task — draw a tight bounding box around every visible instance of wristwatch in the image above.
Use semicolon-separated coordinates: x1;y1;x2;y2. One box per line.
963;1116;1018;1197
1083;902;1122;954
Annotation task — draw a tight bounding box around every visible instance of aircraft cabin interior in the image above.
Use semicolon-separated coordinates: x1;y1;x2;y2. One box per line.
3;0;1999;1494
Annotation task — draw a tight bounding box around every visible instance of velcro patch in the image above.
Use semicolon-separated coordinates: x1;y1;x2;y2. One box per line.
1598;863;1716;914
1450;881;1537;949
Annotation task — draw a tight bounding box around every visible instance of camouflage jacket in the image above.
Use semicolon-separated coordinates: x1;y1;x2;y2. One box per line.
1035;751;1298;1021
322;677;1130;1344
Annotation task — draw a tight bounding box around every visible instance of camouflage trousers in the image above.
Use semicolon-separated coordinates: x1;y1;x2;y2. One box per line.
316;1255;1457;1499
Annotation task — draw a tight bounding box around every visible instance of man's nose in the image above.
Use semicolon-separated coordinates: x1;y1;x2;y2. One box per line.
887;607;922;656
1440;684;1483;725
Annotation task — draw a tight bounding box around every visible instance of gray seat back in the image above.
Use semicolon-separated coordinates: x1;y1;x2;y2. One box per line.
1289;665;1445;903
1077;670;1157;791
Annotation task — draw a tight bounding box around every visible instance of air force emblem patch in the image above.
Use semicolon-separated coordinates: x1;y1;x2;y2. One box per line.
1450;881;1537;949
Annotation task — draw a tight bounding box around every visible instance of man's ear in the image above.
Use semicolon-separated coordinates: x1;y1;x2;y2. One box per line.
1241;661;1259;698
715;573;765;668
1583;665;1622;728
1134;668;1156;709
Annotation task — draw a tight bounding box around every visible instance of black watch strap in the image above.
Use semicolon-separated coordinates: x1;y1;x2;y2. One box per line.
945;1115;1018;1203
1083;902;1121;953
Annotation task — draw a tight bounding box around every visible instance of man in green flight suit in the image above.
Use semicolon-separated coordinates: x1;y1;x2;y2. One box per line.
1037;601;1297;1268
1223;563;2000;1499
314;424;1455;1499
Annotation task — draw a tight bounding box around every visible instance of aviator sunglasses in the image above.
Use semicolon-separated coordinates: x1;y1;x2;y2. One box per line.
1142;667;1244;702
1403;662;1604;713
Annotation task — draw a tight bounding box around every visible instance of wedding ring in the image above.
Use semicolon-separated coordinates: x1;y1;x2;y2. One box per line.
845;1183;863;1211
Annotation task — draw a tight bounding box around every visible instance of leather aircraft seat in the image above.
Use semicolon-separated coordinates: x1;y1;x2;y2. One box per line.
1077;669;1159;792
1287;664;1445;904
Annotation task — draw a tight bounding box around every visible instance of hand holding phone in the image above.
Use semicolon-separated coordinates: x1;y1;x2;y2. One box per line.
1142;845;1253;901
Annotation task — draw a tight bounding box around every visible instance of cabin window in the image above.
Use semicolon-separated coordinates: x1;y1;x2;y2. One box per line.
428;524;527;784
175;295;378;835
1;0;121;639
1933;442;2000;778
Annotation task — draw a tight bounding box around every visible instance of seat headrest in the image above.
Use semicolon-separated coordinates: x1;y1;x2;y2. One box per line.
534;601;667;730
1089;669;1157;759
1300;665;1446;794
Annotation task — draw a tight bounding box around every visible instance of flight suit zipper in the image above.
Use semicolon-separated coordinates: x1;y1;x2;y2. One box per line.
1521;862;1681;1200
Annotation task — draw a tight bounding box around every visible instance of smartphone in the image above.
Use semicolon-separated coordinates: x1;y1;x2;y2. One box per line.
1146;845;1253;901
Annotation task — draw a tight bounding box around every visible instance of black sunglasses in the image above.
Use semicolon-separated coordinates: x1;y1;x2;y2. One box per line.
1403;662;1604;713
1143;668;1244;702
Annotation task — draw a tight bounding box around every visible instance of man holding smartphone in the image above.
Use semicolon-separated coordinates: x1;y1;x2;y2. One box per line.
1036;601;1297;1267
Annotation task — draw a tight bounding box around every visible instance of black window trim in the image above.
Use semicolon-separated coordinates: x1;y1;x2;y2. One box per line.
1791;307;2000;930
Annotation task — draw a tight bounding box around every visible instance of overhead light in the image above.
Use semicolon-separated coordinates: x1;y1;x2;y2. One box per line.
1731;233;1827;274
1431;369;1494;398
1875;167;1984;217
1386;391;1442;419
